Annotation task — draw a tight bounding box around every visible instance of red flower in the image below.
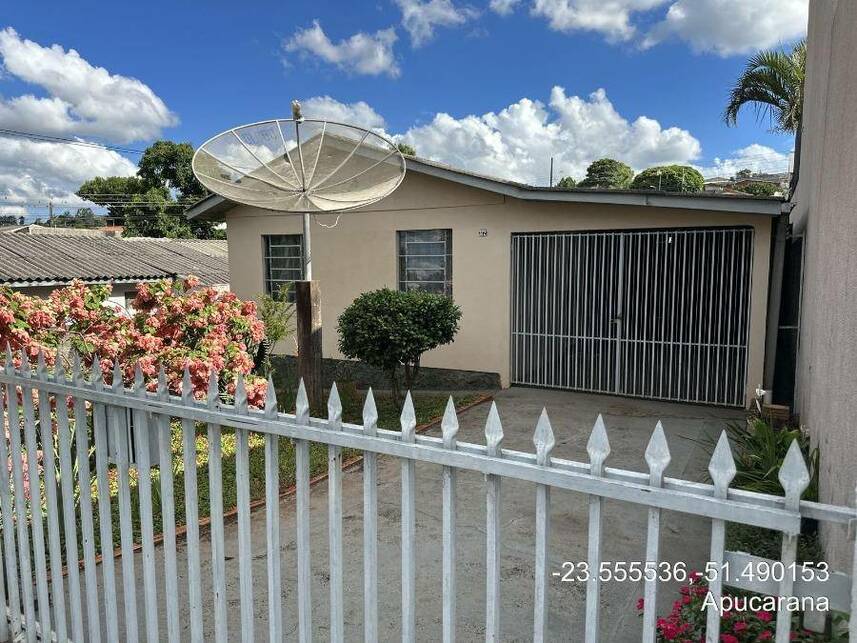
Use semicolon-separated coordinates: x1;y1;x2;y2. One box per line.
636;598;644;611
755;611;772;623
733;621;747;632
720;635;738;643
759;632;772;640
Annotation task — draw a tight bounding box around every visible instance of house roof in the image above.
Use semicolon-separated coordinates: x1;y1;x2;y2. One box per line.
0;235;229;288
186;153;785;219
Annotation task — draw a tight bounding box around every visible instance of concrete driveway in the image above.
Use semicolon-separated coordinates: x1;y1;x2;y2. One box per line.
119;388;743;641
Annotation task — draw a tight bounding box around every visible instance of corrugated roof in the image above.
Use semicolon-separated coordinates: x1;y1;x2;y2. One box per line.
0;235;229;287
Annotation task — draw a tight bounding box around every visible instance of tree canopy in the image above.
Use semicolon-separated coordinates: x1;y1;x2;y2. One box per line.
724;40;806;133
396;143;416;156
579;158;634;189
630;165;705;193
555;176;576;189
77;140;220;239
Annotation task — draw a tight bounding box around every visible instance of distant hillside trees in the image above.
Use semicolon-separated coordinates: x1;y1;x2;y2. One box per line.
579;158;634;189
555;176;576;188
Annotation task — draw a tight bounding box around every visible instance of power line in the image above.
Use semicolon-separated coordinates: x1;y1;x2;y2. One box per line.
0;128;146;155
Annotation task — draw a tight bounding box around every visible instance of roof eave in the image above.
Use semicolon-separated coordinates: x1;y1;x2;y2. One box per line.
186;156;784;219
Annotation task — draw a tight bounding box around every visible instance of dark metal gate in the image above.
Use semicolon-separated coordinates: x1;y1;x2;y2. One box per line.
510;228;754;406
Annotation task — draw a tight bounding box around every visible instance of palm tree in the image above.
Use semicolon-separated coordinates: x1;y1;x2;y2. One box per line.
724;40;806;133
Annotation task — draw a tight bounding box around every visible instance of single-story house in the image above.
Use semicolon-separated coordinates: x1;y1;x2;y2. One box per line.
0;234;229;308
785;0;857;569
188;156;784;408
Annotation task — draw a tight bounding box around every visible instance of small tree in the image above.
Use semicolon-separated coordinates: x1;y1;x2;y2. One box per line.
579;158;634;189
337;288;461;405
555;176;576;189
255;286;297;376
396;143;416;156
630;165;705;193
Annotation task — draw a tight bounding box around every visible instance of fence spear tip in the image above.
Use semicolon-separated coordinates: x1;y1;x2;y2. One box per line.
708;430;736;494
181;364;192;401
295;378;309;424
327;382;342;428
133;362;144;392
207;369;219;406
533;407;555;466
441;396;459;448
485;401;504;456
587;414;610;471
362;387;378;435
401;391;416;441
644;420;671;476
779;438;810;503
264;375;278;418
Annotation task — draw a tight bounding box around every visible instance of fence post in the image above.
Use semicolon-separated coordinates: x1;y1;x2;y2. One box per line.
706;431;736;643
584;415;610;643
484;402;504;642
532;409;555;640
441;398;459;643
642;421;671;643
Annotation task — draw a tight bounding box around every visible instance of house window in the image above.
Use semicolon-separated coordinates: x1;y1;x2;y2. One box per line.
263;234;304;298
397;229;452;295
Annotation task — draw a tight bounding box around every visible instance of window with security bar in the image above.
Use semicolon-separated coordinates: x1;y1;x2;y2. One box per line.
263;234;303;300
397;229;453;295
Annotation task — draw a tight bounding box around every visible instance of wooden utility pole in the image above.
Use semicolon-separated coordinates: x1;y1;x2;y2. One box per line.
295;280;323;408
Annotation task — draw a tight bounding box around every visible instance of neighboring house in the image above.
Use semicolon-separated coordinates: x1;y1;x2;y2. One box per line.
0;235;229;309
704;172;791;196
188;155;783;408
785;0;857;570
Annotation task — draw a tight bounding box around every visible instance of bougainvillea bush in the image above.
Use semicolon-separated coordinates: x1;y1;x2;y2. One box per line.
638;573;833;642
0;277;267;406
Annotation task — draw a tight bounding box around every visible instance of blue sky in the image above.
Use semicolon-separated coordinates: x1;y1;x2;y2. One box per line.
0;0;806;217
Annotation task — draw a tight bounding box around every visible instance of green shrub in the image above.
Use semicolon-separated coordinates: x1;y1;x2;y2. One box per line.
630;165;705;192
337;288;461;404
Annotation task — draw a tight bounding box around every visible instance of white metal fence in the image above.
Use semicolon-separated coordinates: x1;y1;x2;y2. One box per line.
0;348;854;642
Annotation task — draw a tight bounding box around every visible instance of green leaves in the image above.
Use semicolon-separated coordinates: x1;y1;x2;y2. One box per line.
337;288;462;396
724;39;806;133
578;158;634;189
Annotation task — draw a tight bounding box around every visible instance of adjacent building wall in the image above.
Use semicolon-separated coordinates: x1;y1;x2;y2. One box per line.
226;170;773;406
790;0;857;569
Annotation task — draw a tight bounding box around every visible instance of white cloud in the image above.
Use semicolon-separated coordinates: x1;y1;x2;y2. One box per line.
0;135;137;212
283;21;400;78
530;0;668;42
527;0;806;54
395;0;479;47
698;143;792;177
490;0;521;15
303;88;700;185
301;96;387;131
0;27;177;142
643;0;808;56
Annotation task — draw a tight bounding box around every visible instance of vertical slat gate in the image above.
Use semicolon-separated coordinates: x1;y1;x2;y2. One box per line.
510;228;754;406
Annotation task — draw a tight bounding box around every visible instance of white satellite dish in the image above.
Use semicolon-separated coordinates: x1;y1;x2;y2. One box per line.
192;102;406;278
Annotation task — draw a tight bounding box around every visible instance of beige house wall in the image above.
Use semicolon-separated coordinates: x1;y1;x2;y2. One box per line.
226;170;773;406
790;0;857;569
